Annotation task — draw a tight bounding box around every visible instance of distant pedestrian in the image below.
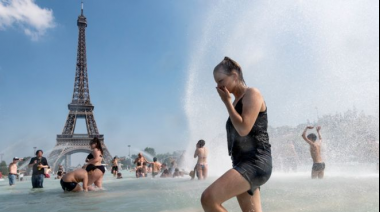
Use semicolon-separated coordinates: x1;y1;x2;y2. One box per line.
8;157;23;186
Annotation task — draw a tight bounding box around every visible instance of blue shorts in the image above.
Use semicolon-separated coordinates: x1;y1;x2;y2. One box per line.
8;174;16;186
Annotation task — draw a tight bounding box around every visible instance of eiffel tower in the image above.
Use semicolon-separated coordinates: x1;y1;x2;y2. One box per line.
49;3;112;171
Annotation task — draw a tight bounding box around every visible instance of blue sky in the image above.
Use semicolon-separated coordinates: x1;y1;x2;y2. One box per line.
0;0;207;160
0;0;379;163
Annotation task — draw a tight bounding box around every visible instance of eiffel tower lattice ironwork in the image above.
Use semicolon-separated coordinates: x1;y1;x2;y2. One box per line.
49;3;112;171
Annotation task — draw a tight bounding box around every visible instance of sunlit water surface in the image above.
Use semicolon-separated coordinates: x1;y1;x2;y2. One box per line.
0;168;378;212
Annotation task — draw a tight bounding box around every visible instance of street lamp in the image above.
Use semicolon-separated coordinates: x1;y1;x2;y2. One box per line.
128;145;131;169
33;147;37;156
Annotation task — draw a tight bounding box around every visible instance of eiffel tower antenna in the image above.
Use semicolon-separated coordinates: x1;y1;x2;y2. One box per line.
81;1;84;16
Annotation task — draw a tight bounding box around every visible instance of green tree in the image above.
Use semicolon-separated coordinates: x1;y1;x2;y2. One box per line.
144;147;156;157
0;161;9;176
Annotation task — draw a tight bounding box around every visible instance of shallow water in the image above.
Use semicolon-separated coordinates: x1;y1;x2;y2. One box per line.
0;169;378;212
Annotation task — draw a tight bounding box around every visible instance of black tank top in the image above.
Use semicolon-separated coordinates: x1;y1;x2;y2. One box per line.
226;97;270;157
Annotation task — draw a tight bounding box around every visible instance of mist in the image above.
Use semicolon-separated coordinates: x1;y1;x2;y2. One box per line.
183;0;379;175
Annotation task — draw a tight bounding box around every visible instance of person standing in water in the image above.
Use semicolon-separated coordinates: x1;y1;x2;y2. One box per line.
85;138;105;190
28;150;49;189
202;57;273;212
56;165;64;180
151;157;162;178
302;126;325;179
8;157;23;186
111;156;119;177
134;153;149;178
194;140;208;180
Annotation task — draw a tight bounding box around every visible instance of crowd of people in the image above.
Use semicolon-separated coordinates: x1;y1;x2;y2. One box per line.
3;136;210;191
132;152;190;179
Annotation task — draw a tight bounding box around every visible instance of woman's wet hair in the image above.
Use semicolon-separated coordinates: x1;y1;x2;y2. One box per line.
90;137;104;155
153;157;158;162
214;57;246;85
198;140;206;148
307;134;318;142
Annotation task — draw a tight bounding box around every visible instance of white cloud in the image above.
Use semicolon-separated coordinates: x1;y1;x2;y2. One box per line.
0;0;55;40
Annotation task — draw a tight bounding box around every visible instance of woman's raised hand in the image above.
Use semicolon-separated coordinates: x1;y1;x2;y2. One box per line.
216;86;232;104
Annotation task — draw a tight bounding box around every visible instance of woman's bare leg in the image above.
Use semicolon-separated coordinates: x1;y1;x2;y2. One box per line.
203;165;209;180
88;170;103;189
94;173;104;189
237;189;262;212
197;165;204;180
201;169;251;212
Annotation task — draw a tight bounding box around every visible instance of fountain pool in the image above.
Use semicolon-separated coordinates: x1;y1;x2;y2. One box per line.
0;167;378;212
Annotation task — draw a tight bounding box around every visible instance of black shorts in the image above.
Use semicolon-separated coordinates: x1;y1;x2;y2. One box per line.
233;146;273;196
312;163;326;172
60;179;78;192
112;166;119;173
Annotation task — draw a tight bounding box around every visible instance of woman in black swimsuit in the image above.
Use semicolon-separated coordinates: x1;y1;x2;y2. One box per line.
85;137;105;190
201;57;272;212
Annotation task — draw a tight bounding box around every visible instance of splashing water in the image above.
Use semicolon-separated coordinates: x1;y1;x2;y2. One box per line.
182;0;379;176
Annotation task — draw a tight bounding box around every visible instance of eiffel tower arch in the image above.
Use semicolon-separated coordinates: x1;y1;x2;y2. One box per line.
49;3;112;171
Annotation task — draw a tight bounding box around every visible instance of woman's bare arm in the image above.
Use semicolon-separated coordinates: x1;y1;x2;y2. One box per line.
224;88;264;137
83;174;88;191
87;149;102;164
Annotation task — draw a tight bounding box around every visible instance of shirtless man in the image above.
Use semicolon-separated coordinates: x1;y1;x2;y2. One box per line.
302;126;325;179
111;157;119;177
8;157;23;186
150;157;162;178
194;140;208;180
60;169;88;192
